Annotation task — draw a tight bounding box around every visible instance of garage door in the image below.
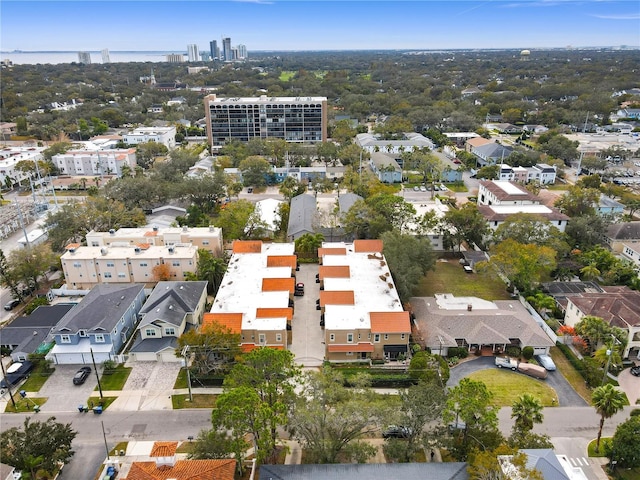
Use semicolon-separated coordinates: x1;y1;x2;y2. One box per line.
533;347;548;355
158;351;180;362
131;352;157;362
50;352;111;365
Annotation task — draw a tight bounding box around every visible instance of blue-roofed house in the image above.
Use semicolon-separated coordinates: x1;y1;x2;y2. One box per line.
47;284;146;364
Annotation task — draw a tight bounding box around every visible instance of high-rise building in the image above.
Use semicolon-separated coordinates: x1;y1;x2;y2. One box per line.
203;94;328;147
78;51;91;64
101;49;111;63
166;53;185;63
237;44;247;60
187;44;199;62
222;37;232;62
209;40;219;60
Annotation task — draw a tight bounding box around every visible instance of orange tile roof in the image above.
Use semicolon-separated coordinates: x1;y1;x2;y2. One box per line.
256;307;293;320
202;313;243;334
319;265;351;279
261;277;295;293
65;243;81;250
149;442;178;457
135;243;151;250
320;290;355;306
266;255;297;269
123;459;236;480
370;311;411;333
318;247;347;256
232;240;263;253
353;239;383;253
144;230;159;237
241;344;285;353
328;343;374;353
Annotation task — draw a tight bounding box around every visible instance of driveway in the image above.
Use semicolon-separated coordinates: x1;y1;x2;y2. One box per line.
289;263;325;367
36;364;100;413
616;367;640;405
447;356;587;407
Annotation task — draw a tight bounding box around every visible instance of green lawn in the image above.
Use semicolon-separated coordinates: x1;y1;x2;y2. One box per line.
588;438;611;457
417;260;512;300
445;183;468;193
279;71;296;81
4;396;47;413
85;396;118;411
20;365;55;392
467;369;558;406
174;368;189;389
549;346;593;405
172;394;217;409
109;442;129;456
95;365;132;391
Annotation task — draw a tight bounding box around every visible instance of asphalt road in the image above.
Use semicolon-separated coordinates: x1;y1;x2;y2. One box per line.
448;356;588;407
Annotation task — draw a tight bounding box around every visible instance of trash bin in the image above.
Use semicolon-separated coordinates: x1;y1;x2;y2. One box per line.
93;406;103;414
33;405;40;413
78;405;86;413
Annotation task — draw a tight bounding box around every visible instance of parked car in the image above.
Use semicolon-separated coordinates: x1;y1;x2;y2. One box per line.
419;186;427;192
382;425;412;439
630;365;640;377
4;299;20;311
495;356;518;371
535;354;557;371
0;361;34;389
294;282;304;296
453;159;462;164
413;186;419;191
73;366;92;385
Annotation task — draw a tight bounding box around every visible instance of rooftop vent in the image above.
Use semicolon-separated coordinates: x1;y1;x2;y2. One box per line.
109;229;115;235
168;247;175;254
153;226;158;232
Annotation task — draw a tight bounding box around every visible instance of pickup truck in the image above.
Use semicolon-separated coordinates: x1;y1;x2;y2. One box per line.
495;356;548;379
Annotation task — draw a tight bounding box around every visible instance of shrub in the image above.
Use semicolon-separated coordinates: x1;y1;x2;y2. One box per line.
447;347;468;359
505;346;521;358
629;409;640;417
522;346;534;360
102;359;118;374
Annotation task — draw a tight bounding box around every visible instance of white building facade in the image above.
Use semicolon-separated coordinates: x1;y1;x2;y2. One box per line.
123;126;176;149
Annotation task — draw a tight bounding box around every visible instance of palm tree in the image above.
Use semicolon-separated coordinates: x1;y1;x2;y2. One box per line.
294;233;325;259
511;393;544;435
592;384;626;453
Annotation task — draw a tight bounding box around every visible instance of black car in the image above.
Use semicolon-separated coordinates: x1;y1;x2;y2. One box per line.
630;366;640;377
73;366;92;385
4;299;20;311
294;283;304;296
382;425;412;439
0;361;33;389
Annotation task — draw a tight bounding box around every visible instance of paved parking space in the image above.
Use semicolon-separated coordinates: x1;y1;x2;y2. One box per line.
616;367;640;405
122;361;181;392
36;364;100;413
290;263;325;367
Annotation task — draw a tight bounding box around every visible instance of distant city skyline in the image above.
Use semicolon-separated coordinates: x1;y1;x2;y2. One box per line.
1;1;639;52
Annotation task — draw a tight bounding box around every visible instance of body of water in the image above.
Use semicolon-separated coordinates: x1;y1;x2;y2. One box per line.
1;51;179;65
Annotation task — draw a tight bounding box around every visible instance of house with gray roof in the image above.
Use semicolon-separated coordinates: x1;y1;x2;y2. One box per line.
369;152;402;183
355;132;434;154
472;143;514;167
259;463;469;480
411;294;554;356
596;195;624;218
287;194;317;241
337;193;363;215
47;284;146;364
499;449;578;480
606;221;640;254
1;304;75;362
129;281;208;362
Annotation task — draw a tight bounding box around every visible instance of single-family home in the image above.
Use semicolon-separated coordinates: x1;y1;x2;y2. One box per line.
47;284;146;364
596;195;625;218
499;449;578;480
0;304;75;362
128;281;208;362
369;152;402;183
411;294;554;356
254;198;285;237
287;194;317;241
472;143;514;167
465;137;493;154
605;222;640;254
621;243;640;270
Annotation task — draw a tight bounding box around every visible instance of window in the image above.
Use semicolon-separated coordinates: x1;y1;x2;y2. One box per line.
202;240;209;245
374;334;380;343
104;272;112;278
259;334;266;345
94;334;105;343
329;334;335;342
60;334;71;343
172;261;181;267
91;241;99;247
384;334;389;340
358;333;361;340
346;352;353;356
165;328;176;336
79;330;87;337
145;329;156;337
401;333;406;340
347;333;354;343
118;273;126;278
106;262;115;267
139;262;148;267
73;262;82;268
276;333;282;342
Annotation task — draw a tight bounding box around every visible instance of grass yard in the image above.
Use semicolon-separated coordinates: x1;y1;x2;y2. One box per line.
96;365;132;391
19;365;55;392
4;396;47;413
445;183;469;193
467;370;558;406
417;260;512;300
279;71;296;81
613;468;640;480
174;368;189;389
109;442;129;456
588;438;611;457
549;346;593;405
176;441;196;454
86;396;118;411
172;393;217;409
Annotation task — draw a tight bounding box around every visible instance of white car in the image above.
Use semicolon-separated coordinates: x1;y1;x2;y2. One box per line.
419;186;427;192
535;354;556;371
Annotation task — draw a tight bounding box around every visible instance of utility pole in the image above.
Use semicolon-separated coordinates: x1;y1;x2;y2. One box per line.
90;349;104;399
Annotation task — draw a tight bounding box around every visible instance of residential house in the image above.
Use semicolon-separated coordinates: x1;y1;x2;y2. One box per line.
254;198;285;236
287;194;317;241
405;199;450;250
0;145;46;188
472;143;514;167
499;449;582;480
86;225;223;255
260;463;469;480
147;104;164;114
605;222;640;254
369;152;402;183
60;243;198;289
444;132;480;148
355;132;434;154
465;137;492;154
530;164;558;185
523;125;549;135
411;294;554;356
485;123;522;134
478;181;538;206
621;243;640;270
319;240;411;362
596;195;625;218
562;286;640;359
186;156;215;178
0;304;75;362
123;126;176;149
615;108;640;120
204;241;296;352
128;281;208;362
540;281;604;315
52;148;137;177
120;441;235;480
0;464;16;480
47;283;146;364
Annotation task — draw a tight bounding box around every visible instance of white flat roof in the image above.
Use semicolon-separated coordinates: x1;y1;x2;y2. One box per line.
62;244;197;260
494;181;528;195
434;293;498;310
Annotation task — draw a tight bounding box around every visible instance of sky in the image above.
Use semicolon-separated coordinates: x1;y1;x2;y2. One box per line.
1;0;639;52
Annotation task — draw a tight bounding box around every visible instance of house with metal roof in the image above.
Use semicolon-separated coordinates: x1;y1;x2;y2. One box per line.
472;142;514;166
369;152;402;183
0;304;75;362
287;194;317;241
47;284;146;364
128;281;208;362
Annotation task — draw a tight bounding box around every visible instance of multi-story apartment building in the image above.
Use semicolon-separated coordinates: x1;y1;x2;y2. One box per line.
209;40;219;60
0;146;46;187
86;226;223;255
204;240;297;352
52;148;136;177
101;49;110;64
187;44;199;62
204;95;327;148
166;53;185;63
60;243;198;289
122;126;176;149
222;37;232;61
78;51;91;64
318;240;411;362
